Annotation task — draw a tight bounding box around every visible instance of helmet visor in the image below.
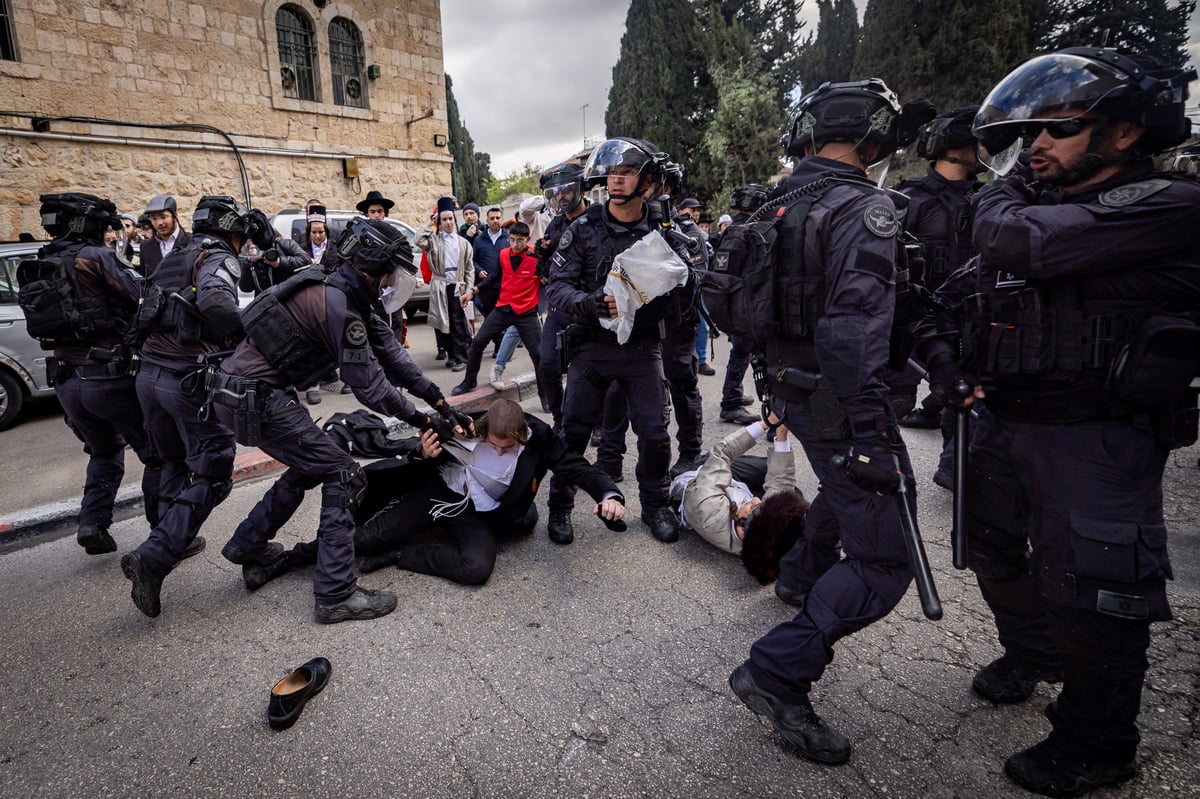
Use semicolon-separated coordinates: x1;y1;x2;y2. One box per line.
583;139;650;183
542;179;580;215
973;52;1131;153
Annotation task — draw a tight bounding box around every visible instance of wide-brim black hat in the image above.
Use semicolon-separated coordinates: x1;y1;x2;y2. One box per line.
434;196;457;215
356;190;395;214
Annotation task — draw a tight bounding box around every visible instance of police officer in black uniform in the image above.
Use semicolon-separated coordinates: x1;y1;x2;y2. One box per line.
727;79;925;765
544;137;693;545
717;184;772;426
211;218;468;623
535;162;590;429
19;193;164;556
915;49;1199;796
891;106;984;430
121;195;274;618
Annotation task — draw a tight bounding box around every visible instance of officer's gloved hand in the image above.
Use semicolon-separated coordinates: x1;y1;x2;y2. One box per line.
416;413;456;445
925;353;974;408
831;438;900;495
435;400;475;438
582;288;615;319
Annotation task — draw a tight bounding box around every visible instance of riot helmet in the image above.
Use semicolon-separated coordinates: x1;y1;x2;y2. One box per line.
582;137;666;193
661;162;686;196
916;106;980;162
336;217;416;278
785;79;903;158
191;195;274;250
973;47;1195;176
39;192;121;243
730;184;770;213
541;163;585;216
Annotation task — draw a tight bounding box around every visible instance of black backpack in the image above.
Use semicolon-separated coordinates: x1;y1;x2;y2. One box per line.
702;179;839;343
17;242;122;347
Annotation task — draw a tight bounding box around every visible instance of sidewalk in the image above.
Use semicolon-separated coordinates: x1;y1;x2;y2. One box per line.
0;372;540;544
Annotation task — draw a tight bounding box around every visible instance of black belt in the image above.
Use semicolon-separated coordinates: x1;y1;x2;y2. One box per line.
987;384;1129;424
53;359;128;379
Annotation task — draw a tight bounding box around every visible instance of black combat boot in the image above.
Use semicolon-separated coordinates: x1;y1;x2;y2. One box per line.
547;511;574;545
729;662;851;764
1005;737;1137;797
972;654;1064;704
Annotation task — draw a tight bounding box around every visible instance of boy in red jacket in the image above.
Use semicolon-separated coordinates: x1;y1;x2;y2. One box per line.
452;222;544;396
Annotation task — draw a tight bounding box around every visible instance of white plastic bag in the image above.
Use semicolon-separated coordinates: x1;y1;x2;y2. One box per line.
600;230;690;344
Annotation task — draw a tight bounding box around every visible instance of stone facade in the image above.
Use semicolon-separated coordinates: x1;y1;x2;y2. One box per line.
0;0;452;238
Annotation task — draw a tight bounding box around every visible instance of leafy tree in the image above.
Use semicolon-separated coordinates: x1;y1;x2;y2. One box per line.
698;62;788;192
797;0;861;90
1034;0;1195;67
853;0;1028;110
486;162;543;205
446;74;492;204
605;0;705;167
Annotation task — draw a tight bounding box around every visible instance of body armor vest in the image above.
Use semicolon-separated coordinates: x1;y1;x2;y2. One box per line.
17;241;127;348
241;266;336;389
897;173;977;288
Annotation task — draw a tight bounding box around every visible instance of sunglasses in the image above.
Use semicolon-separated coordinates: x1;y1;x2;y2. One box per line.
1020;117;1094;140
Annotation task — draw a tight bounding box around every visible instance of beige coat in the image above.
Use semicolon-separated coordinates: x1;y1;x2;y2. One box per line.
417;224;475;334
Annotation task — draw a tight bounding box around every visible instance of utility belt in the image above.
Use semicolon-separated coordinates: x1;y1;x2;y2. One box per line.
204;371;290;447
767;367;849;440
45;354;133;386
556;321;664;371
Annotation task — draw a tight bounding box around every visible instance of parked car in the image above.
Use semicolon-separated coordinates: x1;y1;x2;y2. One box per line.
0;240;56;430
268;209;428;314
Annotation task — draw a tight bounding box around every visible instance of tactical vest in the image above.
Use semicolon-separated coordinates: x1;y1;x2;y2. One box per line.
241;266;337;390
17;242;127;348
896;173;978;288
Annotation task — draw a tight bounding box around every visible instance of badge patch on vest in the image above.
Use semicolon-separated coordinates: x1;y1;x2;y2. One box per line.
344;320;368;347
557;228;574;251
863;203;898;237
1098;179;1170;208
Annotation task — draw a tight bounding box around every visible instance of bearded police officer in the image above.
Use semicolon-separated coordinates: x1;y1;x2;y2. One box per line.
212;218;468;623
18;193;164;556
727;79;929;764
914;49;1200;796
544;137;693;545
121;195;274;618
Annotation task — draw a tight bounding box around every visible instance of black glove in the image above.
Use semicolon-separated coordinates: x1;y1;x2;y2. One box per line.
416;413;456;445
925;353;973;408
581;288;615;319
831;439;900;495
436;401;475;437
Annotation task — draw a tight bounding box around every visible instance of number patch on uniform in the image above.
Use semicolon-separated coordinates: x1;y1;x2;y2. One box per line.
344;320;368;346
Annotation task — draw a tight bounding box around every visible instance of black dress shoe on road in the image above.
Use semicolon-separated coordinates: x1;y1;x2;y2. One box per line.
78;525;117;555
243;555;293;591
547;511;574;545
314;586;397;624
120;551;163;618
435;349;447;361
643;507;680;543
720;409;760;425
698;362;716;376
182;536;206;560
451;381;476;396
221;539;285;566
774;582;807;608
899;407;941;429
1005;738;1137;797
729;662;851;765
449;361;467;372
268;657;332;730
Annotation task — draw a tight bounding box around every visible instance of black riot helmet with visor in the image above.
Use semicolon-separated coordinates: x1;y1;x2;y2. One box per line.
783;78;931;185
973;47;1196;177
192;195;275;250
582;137;667;196
540;163;585;216
336;217;416;278
39;192;121;244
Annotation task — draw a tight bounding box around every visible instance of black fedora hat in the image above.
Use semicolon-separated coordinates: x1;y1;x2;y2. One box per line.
356;190;395;214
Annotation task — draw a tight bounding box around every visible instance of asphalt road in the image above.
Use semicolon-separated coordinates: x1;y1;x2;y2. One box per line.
0;323;1197;798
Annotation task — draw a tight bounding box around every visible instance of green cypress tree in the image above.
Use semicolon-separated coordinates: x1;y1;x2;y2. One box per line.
605;0;705;163
797;0;861;90
1036;0;1195;67
445;73;491;203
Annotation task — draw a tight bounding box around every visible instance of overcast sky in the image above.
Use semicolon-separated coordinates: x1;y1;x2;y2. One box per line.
442;1;1200;178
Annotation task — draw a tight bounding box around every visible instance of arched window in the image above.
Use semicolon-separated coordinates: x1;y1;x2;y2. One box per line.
276;4;316;101
329;17;366;109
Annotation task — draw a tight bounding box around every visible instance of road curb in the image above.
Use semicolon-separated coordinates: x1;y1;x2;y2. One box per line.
0;372;539;544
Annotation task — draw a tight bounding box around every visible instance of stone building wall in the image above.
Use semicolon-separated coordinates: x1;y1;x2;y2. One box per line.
0;0;452;238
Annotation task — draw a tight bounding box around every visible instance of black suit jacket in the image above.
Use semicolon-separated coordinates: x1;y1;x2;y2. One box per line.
140;229;192;277
357;412;622;525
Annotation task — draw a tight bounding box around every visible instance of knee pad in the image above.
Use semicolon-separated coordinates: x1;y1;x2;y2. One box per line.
211;479;233;506
322;464;367;511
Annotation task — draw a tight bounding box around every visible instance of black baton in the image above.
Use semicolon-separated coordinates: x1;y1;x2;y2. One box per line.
951;381;973;570
894;456;943;621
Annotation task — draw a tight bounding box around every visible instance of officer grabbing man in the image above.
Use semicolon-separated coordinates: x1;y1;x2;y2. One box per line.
915;48;1199;796
727;79;929;765
544;137;694;545
17;193;164;556
212;217;469;623
121;195;275;618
